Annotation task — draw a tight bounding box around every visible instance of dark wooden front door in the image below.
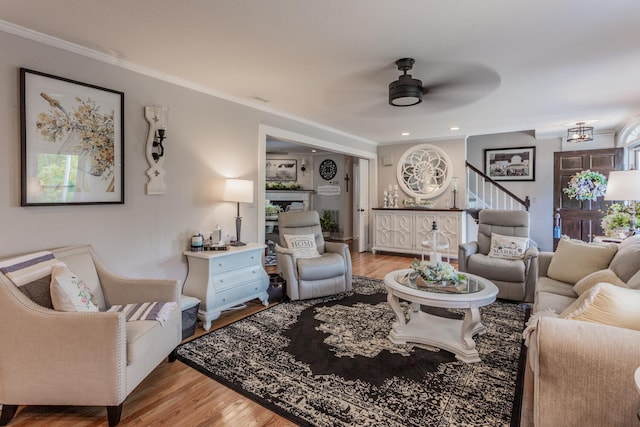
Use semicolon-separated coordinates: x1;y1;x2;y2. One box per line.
553;148;623;248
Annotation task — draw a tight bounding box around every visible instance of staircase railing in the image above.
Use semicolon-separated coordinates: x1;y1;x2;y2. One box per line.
465;161;530;212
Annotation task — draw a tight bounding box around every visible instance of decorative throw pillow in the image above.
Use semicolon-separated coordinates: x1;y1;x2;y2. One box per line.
627;269;640;290
283;234;320;258
573;269;628;296
488;233;529;260
547;237;618;284
50;265;99;312
560;282;640;331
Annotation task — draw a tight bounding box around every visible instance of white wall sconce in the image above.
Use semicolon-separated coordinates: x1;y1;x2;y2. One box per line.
144;106;168;195
301;158;310;174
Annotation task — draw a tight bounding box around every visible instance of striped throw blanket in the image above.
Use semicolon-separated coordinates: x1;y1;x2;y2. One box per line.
107;301;178;326
0;251;65;287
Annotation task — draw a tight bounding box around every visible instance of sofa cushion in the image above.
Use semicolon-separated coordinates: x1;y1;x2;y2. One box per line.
297;253;345;281
534;291;576;314
467;253;525;282
488;233;529;260
50;265;99;312
627;270;640;289
125;305;180;365
609;235;640;282
17;275;54;308
55;250;107;311
573;269;628;296
535;276;577;298
547;238;618;284
560;283;640;331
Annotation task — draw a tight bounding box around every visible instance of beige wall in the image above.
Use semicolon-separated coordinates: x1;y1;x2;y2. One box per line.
467;131;561;251
376;138;467;210
0;30;375;281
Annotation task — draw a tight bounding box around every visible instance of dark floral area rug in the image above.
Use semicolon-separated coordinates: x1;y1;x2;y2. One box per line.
176;276;528;427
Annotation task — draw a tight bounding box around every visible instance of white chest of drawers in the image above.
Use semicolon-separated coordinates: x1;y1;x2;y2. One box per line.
182;243;269;330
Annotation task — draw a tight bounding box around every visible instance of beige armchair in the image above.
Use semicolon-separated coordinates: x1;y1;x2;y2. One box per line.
275;210;352;300
0;245;182;426
458;209;538;302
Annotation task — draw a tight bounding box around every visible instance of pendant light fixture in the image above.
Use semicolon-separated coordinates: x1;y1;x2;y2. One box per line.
567;122;594;142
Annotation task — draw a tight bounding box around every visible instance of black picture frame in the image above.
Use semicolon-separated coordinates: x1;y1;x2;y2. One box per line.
266;159;297;181
484;146;536;181
20;68;125;206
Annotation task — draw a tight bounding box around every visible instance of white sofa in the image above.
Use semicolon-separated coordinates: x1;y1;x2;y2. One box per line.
522;235;640;427
0;245;182;426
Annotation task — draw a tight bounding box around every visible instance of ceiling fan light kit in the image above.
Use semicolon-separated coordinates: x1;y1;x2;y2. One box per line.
389;58;426;107
567;121;594;142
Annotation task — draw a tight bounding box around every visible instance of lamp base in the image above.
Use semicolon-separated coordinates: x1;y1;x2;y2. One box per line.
232;215;247;247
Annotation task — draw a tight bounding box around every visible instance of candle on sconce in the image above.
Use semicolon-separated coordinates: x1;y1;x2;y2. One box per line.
452;177;459;192
388;184;393;192
393;184;398;191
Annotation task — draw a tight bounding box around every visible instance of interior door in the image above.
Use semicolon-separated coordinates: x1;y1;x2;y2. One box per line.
353;159;369;252
553;148;623;248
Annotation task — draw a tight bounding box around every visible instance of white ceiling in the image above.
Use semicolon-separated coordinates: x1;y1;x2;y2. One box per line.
3;0;640;145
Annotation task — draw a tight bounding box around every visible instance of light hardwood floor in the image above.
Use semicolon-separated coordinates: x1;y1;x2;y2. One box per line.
5;249;421;426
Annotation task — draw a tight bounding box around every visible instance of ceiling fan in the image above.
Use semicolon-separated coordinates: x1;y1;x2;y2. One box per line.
385;57;501;110
389;58;426;107
324;58;500;115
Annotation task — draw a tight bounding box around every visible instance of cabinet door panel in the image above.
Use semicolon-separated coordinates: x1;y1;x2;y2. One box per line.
374;213;393;247
393;213;414;249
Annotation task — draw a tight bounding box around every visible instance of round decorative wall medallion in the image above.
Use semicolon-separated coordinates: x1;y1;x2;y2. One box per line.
319;159;337;180
396;144;453;199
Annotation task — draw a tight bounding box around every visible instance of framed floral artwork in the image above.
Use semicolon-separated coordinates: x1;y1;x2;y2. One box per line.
20;68;125;205
484;146;535;181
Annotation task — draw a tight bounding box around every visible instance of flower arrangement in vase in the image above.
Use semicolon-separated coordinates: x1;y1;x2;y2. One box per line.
408;259;466;286
600;202;640;238
562;170;607;201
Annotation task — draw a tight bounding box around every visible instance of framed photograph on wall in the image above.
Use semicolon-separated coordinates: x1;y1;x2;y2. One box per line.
484;146;536;181
20;68;125;206
266;159;297;181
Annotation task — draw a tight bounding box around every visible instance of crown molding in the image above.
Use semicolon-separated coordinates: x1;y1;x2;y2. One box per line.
0;19;377;148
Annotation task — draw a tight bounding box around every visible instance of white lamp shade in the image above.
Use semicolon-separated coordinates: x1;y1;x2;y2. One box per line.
223;178;254;203
605;170;640;201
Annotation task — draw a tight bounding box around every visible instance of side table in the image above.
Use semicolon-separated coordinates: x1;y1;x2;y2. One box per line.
183;243;269;330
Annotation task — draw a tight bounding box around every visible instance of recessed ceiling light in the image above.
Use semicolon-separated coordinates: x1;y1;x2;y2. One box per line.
450;127;460;131
401;132;410;136
311;149;317;153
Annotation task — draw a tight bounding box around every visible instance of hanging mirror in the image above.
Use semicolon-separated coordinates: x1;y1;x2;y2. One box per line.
396;144;453;200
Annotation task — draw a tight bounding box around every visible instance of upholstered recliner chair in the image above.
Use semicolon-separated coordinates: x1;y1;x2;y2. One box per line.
458;209;538;302
275;210;352;300
0;245;182;426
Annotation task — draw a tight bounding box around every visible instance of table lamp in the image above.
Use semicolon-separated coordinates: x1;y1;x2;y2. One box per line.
223;178;254;246
604;170;640;235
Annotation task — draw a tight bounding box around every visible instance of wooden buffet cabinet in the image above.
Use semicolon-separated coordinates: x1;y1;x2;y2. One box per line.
371;208;466;259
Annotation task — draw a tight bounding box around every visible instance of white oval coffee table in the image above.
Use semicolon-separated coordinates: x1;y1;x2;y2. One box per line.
383;269;498;363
